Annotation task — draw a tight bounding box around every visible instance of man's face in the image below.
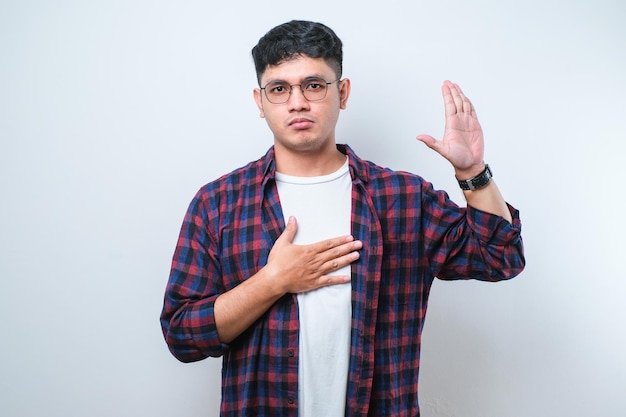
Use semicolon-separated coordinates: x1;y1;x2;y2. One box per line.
253;56;350;157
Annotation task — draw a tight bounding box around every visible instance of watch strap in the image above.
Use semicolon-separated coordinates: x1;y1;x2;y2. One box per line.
457;164;492;191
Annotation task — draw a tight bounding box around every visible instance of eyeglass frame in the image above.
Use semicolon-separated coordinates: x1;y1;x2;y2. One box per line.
259;77;341;104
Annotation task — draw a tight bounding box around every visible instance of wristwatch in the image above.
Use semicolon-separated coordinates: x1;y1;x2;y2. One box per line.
457;164;492;191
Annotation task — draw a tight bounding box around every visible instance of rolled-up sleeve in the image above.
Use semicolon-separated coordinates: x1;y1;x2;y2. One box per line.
416;174;525;282
160;192;229;362
462;203;525;280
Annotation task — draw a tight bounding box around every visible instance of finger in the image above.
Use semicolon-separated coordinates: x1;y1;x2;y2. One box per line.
318;239;362;266
417;134;444;155
310;234;356;255
461;94;477;117
465;98;476;116
321;249;361;274
456;87;472;115
450;82;477;116
441;82;457;116
330;238;362;257
452;81;464;95
277;216;298;245
448;83;464;113
417;134;436;147
318;274;352;287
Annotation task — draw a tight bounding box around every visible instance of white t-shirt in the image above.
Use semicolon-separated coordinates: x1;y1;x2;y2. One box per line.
275;157;352;417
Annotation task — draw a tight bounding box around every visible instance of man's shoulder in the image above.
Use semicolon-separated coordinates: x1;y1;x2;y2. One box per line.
202;152;270;190
351;153;426;189
186;153;270;211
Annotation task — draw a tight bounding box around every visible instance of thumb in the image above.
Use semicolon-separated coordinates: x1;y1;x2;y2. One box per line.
416;134;437;149
278;216;298;245
417;134;447;155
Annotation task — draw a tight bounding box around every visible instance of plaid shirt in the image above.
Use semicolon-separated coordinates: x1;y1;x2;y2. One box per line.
160;144;525;417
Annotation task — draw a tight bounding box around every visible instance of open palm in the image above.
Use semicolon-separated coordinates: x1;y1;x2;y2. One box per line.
417;80;485;176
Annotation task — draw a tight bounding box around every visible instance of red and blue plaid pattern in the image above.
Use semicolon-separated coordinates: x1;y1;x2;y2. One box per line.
161;144;525;416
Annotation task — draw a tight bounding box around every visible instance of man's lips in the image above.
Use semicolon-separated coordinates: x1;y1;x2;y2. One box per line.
289;117;314;130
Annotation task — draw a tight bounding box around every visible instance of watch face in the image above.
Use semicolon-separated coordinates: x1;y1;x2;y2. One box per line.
459;165;491;190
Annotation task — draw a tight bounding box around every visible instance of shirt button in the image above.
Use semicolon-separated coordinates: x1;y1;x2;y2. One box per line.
287;349;294;357
288;397;295;405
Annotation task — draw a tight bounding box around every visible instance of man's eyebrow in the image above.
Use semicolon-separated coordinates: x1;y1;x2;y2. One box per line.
263;78;287;85
263;74;328;85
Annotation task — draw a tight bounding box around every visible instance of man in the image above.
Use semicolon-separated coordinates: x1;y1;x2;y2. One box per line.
160;20;524;417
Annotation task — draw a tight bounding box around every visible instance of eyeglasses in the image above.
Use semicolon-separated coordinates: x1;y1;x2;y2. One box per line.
260;77;340;104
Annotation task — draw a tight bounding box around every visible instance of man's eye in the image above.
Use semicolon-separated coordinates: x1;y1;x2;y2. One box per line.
306;82;323;90
269;84;288;93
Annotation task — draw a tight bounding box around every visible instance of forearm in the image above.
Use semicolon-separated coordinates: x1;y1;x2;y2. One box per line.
462;180;512;223
160;266;284;361
215;217;360;343
431;198;524;282
454;162;512;223
214;266;286;344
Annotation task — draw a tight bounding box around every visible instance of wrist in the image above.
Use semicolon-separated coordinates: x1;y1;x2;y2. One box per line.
456;164;492;191
257;264;289;298
454;162;486;180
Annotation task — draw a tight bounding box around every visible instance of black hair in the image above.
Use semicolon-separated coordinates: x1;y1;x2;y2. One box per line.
251;20;343;84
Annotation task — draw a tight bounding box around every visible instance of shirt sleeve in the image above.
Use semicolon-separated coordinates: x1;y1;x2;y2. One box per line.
160;190;229;362
421;180;525;282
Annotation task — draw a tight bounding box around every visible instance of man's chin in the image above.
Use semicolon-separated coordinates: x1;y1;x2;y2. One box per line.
277;136;326;152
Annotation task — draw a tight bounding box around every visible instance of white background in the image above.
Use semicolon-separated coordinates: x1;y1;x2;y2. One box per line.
1;1;625;416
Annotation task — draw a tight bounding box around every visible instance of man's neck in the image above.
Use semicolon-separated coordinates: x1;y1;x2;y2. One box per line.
274;145;346;177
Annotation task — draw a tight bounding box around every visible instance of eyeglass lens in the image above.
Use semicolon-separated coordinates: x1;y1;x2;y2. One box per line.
263;78;331;104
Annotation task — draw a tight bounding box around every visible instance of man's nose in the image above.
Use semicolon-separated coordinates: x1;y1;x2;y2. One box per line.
287;86;310;110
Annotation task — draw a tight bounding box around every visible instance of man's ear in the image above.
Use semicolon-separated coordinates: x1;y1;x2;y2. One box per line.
253;88;265;118
339;78;351;110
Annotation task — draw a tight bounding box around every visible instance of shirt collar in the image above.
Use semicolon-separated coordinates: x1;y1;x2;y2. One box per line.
338;144;370;184
260;144;370;186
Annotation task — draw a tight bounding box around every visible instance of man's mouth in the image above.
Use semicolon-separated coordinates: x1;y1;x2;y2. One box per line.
289;118;314;129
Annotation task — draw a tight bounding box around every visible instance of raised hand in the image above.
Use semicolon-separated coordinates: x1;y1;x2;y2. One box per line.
417;80;485;178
